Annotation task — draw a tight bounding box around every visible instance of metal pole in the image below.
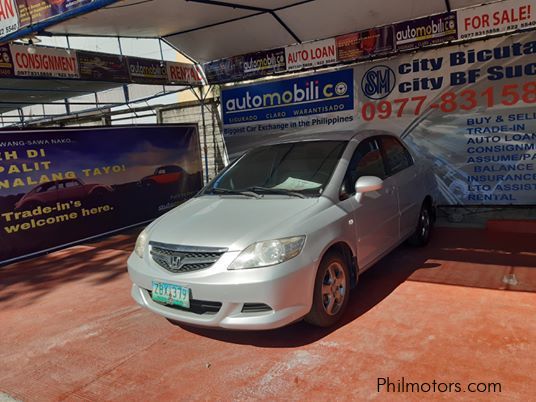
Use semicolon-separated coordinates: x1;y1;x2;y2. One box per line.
199;87;209;183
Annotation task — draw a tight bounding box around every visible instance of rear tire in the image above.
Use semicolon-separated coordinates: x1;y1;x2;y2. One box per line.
305;251;350;327
408;203;432;247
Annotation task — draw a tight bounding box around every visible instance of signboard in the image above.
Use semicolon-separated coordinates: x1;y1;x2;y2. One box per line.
0;44;13;77
0;125;204;265
457;0;536;40
222;31;536;206
354;31;536;205
77;50;129;82
285;38;337;71
243;48;286;78
166;61;203;85
336;26;394;62
16;0;91;27
10;43;79;78
203;56;244;84
221;69;355;156
0;0;18;39
395;12;457;50
127;58;167;84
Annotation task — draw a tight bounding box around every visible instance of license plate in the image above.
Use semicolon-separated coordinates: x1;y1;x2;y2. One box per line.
151;281;190;309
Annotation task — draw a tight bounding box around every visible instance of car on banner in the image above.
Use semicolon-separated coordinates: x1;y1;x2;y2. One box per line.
139;165;186;187
15;178;113;210
128;130;438;330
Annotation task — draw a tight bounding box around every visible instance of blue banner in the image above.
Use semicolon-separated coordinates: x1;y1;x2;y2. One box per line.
222;69;354;125
0;125;203;265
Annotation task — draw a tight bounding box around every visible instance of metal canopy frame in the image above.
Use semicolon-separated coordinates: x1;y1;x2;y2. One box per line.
176;0;314;43
30;0;491;63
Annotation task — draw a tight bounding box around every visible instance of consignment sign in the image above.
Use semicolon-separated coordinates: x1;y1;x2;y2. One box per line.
0;125;203;265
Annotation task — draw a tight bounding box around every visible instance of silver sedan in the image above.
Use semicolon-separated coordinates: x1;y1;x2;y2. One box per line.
128;130;438;329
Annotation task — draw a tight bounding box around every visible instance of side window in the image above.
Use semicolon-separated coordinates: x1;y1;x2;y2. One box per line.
340;138;387;198
381;136;413;175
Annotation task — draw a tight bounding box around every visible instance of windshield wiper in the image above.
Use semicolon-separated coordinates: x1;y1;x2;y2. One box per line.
246;186;306;198
210;187;261;198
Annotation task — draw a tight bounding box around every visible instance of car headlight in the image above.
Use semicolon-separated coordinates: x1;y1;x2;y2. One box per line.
228;236;305;270
134;228;149;258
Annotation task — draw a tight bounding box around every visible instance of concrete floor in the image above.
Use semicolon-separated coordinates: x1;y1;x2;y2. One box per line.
0;227;535;401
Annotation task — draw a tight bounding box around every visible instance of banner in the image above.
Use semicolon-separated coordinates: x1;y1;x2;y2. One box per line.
336;26;394;62
203;56;244;84
395;12;457;50
0;125;203;265
16;0;91;27
0;0;18;39
285;38;336;71
77;50;129;82
166;61;203;85
10;43;79;78
221;69;354;157
222;31;536;206
0;44;13;77
457;0;536;40
127;58;167;84
243;48;286;78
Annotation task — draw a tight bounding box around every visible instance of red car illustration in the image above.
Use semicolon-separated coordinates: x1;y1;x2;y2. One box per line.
15;178;113;210
140;165;185;186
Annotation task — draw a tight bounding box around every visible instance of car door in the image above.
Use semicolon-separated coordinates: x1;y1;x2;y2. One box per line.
58;180;85;202
379;136;420;240
338;137;399;269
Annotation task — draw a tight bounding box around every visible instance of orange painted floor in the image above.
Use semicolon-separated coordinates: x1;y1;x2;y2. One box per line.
0;227;535;401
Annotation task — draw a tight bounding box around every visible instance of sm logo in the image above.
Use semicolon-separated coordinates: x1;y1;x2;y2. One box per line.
361;65;396;100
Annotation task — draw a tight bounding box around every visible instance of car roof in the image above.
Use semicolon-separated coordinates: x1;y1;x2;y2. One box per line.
261;129;397;145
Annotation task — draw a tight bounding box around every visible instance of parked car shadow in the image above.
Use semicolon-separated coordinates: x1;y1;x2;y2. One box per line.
176;226;536;346
175;242;440;347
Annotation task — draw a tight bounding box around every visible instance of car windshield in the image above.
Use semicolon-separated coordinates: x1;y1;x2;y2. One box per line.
204;140;347;197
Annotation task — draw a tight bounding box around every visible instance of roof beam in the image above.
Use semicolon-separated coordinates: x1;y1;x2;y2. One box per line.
182;0;307;43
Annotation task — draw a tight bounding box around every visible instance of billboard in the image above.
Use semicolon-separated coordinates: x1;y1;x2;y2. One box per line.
0;0;18;39
16;0;91;27
221;69;355;156
243;48;286;78
127;58;167;84
0;125;203;265
336;26;394;62
457;0;536;40
285;39;337;71
0;44;13;77
10;43;79;78
395;12;457;50
77;50;129;82
222;31;536;206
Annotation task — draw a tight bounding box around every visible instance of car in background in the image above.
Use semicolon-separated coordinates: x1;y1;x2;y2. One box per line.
140;165;185;187
128;130;438;330
15;178;113;210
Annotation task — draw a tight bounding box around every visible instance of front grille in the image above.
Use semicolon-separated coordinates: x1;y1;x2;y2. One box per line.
148;291;222;315
149;241;227;273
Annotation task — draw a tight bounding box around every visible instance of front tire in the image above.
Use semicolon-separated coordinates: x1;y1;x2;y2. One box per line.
408;203;432;246
305;251;350;327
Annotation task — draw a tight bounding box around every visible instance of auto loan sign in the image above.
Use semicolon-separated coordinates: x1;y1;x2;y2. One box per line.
0;0;18;39
10;44;79;78
285;38;337;71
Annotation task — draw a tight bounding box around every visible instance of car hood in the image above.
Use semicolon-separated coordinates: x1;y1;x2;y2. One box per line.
148;195;322;251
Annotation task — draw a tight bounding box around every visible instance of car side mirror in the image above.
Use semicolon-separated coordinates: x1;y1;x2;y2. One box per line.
355;176;383;194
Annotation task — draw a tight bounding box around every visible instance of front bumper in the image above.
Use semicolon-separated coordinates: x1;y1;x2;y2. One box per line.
127;250;316;330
